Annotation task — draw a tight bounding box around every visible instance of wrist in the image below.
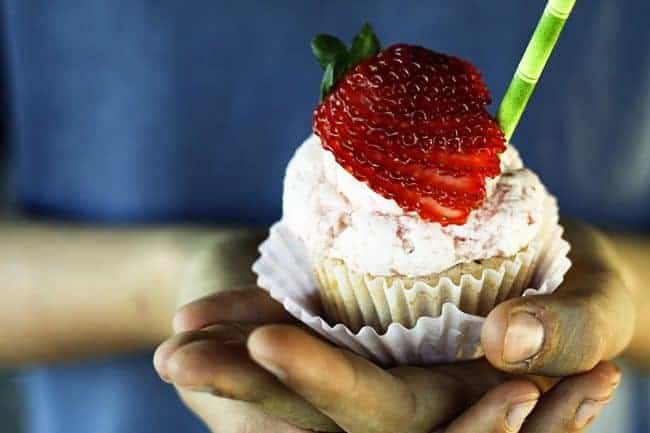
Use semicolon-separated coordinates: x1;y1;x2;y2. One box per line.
150;227;266;339
607;232;650;367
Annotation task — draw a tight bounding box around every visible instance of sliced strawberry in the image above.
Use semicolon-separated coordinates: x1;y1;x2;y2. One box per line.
313;44;505;226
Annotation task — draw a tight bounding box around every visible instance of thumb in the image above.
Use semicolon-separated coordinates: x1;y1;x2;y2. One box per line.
481;269;634;376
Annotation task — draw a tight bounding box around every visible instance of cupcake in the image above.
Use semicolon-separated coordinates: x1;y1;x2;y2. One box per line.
282;25;557;333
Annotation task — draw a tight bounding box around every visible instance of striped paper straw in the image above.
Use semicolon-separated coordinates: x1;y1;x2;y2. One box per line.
496;0;577;141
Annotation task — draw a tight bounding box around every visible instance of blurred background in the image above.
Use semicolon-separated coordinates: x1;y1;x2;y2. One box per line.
0;1;648;432
0;3;22;433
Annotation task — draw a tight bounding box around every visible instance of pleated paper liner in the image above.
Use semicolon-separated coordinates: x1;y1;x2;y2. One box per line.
313;217;549;333
253;197;570;366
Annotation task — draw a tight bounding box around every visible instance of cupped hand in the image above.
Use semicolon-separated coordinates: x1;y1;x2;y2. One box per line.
155;288;622;433
481;221;635;376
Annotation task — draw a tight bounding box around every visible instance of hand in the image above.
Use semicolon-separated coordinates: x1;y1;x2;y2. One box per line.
481;220;635;376
155;220;631;432
155;288;622;433
158;231;318;433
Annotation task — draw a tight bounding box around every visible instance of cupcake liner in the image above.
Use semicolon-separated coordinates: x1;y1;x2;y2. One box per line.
314;250;534;333
253;199;570;366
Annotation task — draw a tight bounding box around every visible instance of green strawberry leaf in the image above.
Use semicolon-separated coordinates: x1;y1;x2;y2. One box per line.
348;23;381;67
311;35;348;70
320;63;335;101
312;22;382;100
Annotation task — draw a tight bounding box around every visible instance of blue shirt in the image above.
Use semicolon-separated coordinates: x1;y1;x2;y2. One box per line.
3;1;649;432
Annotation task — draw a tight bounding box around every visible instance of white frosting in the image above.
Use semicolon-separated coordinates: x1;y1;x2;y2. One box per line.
283;134;549;277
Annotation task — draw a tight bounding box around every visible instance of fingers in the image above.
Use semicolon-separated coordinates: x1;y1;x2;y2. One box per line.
481;266;634;376
153;324;253;386
153;325;339;432
248;325;511;433
443;362;620;433
443;380;539;433
177;388;314;433
249;325;416;433
520;361;621;433
154;324;249;382
173;287;293;333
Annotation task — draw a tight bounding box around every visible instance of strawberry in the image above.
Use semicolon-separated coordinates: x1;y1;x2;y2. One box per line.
311;26;505;226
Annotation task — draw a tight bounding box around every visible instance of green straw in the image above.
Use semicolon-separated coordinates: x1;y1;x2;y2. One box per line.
496;0;576;141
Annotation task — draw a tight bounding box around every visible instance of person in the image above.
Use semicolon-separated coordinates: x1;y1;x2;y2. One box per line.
1;1;649;432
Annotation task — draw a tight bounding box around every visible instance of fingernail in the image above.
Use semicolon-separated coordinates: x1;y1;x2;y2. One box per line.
158;374;173;384
248;330;289;381
505;399;538;432
253;356;288;381
503;312;544;364
184;385;216;394
609;365;623;387
574;399;609;429
172;312;192;333
153;343;174;381
506;400;537;433
506;399;537;433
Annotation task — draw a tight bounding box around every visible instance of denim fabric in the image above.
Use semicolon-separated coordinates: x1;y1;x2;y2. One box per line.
2;1;649;432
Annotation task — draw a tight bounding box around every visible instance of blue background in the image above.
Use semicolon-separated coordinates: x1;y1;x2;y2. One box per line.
1;1;649;432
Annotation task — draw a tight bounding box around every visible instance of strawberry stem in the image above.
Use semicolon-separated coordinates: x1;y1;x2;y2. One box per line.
496;0;576;141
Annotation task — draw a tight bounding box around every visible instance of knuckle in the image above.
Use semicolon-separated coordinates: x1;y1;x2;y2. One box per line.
515;302;603;375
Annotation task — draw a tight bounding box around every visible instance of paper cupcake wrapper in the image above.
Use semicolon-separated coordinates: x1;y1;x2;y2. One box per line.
253;200;570;366
314;247;538;333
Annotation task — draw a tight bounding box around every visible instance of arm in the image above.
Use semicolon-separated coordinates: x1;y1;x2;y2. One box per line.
608;231;650;367
0;220;263;366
